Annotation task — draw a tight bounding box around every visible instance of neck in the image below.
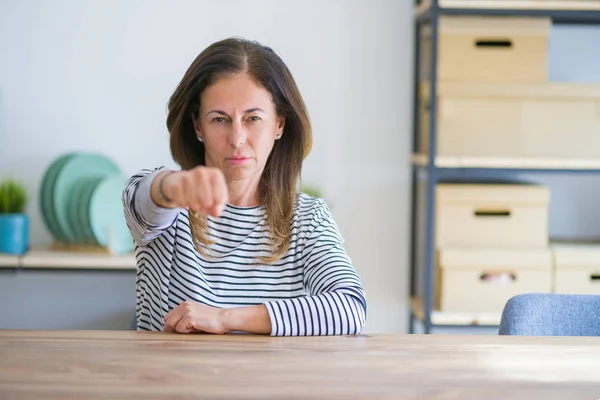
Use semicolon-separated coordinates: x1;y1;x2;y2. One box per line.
227;174;261;208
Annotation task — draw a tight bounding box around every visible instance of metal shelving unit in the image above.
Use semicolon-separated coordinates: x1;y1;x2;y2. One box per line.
409;0;600;334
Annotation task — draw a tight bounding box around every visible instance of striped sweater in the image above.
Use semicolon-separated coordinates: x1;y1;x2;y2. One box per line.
122;168;367;336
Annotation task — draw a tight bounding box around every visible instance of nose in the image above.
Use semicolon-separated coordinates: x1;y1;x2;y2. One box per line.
228;119;247;148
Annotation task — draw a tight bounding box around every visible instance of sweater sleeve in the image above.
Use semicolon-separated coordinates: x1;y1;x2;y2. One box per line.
122;167;180;247
264;199;367;336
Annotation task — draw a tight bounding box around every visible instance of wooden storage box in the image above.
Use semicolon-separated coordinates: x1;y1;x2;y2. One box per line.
420;82;600;159
435;248;553;313
552;243;600;295
422;16;551;83
436;184;550;248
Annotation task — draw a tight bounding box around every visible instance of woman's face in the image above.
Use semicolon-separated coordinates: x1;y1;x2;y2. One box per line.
193;73;285;183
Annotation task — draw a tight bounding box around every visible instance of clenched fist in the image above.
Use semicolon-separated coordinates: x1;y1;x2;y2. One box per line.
163;300;227;334
155;166;229;216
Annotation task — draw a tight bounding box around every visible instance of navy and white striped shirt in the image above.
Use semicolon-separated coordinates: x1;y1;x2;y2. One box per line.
123;168;366;336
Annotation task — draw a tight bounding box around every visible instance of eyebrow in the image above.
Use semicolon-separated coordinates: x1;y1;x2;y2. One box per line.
206;108;266;117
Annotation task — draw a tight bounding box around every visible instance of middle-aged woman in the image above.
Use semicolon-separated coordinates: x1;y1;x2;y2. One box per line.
122;37;366;336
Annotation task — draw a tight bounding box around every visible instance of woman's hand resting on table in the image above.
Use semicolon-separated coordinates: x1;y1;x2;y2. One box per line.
153;167;228;216
162;301;272;335
163;301;228;334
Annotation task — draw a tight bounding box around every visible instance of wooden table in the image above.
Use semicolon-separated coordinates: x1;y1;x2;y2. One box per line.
1;330;599;399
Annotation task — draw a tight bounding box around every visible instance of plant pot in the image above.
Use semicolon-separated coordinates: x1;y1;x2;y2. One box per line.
0;214;29;255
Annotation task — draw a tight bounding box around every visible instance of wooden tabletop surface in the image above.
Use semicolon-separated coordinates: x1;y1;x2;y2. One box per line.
1;330;599;399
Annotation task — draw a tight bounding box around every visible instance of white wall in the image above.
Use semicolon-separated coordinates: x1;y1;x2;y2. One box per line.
0;0;414;333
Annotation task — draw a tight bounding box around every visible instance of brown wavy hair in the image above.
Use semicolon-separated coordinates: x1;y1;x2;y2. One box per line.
166;37;312;263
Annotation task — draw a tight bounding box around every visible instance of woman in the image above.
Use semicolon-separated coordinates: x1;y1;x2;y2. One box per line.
123;37;366;336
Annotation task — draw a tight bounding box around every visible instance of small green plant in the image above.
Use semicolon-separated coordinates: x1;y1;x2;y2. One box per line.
0;179;28;214
300;183;322;199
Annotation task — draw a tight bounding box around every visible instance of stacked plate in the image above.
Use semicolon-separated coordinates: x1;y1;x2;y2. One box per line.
39;153;133;254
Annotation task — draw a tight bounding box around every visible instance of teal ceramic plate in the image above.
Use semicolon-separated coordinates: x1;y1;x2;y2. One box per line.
66;178;87;244
79;177;103;245
52;153;121;244
67;177;103;245
40;153;76;243
89;175;133;254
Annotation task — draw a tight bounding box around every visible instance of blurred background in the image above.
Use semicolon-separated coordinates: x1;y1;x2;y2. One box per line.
1;0;599;335
0;0;410;333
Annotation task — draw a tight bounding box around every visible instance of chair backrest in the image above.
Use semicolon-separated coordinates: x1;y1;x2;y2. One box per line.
499;293;600;336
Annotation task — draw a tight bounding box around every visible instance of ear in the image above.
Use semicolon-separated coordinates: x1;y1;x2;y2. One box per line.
276;116;286;139
192;113;203;139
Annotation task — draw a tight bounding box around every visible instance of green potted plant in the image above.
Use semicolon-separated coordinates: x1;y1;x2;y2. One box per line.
0;178;29;254
300;182;322;199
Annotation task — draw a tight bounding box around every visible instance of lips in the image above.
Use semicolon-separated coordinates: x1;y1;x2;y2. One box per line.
227;156;250;166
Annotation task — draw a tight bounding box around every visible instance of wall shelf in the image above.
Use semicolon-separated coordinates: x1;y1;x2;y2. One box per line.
410;297;502;327
418;0;600;11
416;1;600;24
412;154;600;173
409;0;600;334
0;254;20;269
0;249;136;270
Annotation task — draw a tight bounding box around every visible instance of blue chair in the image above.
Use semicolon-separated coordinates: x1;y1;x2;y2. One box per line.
499;293;600;336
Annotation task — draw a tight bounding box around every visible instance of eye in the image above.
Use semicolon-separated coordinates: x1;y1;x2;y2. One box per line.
248;116;262;122
212;117;226;123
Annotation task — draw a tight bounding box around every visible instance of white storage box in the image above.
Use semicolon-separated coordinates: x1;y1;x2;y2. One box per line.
435;247;553;313
553;243;600;295
436;184;550;248
420;82;600;159
423;16;551;83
